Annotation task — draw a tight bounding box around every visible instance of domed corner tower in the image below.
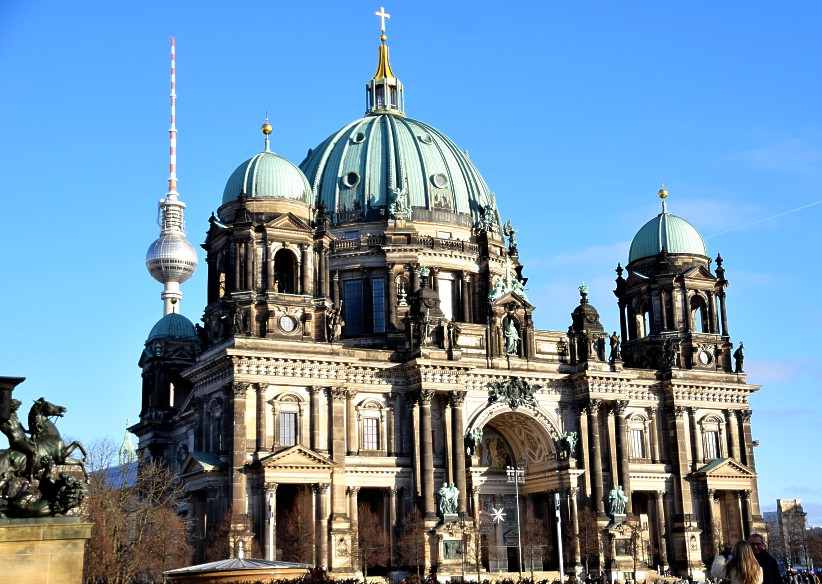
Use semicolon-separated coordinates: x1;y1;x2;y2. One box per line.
614;187;735;371
200;117;333;347
297;24;531;354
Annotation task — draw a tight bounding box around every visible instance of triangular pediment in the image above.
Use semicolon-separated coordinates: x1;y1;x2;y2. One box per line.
264;213;312;232
692;457;754;478
180;451;225;475
259;445;332;469
492;291;534;310
680;264;716;282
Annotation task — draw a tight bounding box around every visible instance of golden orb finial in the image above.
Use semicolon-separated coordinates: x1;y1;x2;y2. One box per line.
261;114;273;136
657;185;669;200
380;33;387;42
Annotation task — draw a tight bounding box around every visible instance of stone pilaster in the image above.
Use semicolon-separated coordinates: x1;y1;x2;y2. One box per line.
587;400;605;515
450;390;467;515
265;482;278;561
654;490;669;569
346;390;358;455
569;487;582;570
419;389;437;519
256;383;267;452
648;406;661;463
613;400;632;514
309;386;322;452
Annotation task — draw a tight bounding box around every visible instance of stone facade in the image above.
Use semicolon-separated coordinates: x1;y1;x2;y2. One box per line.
134;27;765;583
768;499;809;568
133;191;764;579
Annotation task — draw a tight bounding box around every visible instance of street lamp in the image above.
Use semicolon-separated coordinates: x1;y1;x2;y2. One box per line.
506;463;526;581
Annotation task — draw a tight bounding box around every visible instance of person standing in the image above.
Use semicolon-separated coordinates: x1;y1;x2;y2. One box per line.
748;533;781;584
722;541;763;584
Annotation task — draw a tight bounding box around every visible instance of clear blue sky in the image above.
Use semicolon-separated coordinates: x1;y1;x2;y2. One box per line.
1;1;820;522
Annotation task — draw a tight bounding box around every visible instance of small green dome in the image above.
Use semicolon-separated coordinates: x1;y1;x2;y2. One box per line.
222;151;312;206
299;114;498;225
629;210;707;264
146;313;197;343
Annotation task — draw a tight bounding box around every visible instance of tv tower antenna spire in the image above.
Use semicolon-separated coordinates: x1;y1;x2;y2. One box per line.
145;37;198;315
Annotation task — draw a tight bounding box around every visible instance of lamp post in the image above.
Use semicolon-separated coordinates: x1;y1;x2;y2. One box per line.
506;463;526;581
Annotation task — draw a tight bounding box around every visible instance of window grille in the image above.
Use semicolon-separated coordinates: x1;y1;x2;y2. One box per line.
362;417;379;451
279;411;298;447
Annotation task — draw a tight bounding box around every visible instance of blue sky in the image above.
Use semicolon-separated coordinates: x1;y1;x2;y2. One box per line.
1;1;820;522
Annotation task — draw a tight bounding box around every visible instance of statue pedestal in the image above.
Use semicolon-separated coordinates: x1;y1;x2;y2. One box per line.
0;517;92;584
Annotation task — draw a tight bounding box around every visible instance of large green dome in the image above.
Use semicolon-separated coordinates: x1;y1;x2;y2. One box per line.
299;114;497;225
146;313;197;343
222;150;312;206
628;207;707;264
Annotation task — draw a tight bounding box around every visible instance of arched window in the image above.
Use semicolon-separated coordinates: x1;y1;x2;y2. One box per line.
690;295;710;333
271;394;303;448
358;400;384;452
274;248;298;294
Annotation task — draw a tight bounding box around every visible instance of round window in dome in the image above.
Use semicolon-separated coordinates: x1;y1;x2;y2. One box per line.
418;134;433;144
342;172;360;188
351;132;366;144
430;173;449;189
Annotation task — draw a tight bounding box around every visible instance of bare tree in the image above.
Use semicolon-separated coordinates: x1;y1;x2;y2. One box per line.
396;507;426;581
83;439;191;584
358;506;390;579
577;504;600;573
522;516;550;580
279;493;314;563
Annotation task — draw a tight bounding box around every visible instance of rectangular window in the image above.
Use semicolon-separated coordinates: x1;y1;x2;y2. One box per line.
363;417;379;450
371;278;386;333
438;276;454;321
343;279;364;336
279;411;297;447
629;428;645;459
703;430;719;461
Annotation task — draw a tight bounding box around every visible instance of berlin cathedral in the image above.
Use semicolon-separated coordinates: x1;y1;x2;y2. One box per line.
135;11;764;582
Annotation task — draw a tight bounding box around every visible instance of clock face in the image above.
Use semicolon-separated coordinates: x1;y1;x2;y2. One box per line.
279;315;296;333
698;350;711;365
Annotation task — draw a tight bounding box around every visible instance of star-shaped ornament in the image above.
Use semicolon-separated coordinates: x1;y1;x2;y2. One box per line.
490;507;506;524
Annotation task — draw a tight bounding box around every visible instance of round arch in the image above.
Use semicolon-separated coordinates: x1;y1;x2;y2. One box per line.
466;402;561;463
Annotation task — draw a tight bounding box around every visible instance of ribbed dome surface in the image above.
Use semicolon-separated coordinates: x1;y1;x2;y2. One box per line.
222;151;312;206
629;211;707;264
299;114;497;224
146;313;197;343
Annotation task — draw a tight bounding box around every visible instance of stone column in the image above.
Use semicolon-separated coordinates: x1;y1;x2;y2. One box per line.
613;400;632;514
266;244;275;291
471;486;481;526
688;407;702;469
606;406;619;489
707;489;719;555
301;244;312;295
256;383;268;452
329;388;349;523
309;386;322;452
578;405;591;497
316;484;330;569
386;393;396;456
736;491;746;540
231;382;250;532
725;409;740;461
648;406;661;463
332;270;341;306
741;490;753;539
265;482;278;560
318;246;329;298
739;410;755;469
408;394;421;497
346;390;358;455
569;487;582;570
654;490;668;569
389;488;398;566
245;240;254;292
587;400;605;515
349;486;361;568
672;406;694;516
385;264;396;329
618;301;628;342
462;272;471;322
718;292;729;336
419;389;437;519
450;390;468;515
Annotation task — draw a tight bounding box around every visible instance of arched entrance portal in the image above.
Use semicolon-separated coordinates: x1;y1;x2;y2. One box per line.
469;408;573;576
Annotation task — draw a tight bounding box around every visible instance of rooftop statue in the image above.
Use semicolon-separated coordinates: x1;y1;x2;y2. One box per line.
0;378;88;518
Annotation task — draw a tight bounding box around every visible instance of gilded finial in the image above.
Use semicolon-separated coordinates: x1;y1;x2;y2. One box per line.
261;113;272;152
658;184;669;213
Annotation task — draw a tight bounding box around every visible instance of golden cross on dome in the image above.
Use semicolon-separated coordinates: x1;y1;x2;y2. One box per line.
375;6;391;36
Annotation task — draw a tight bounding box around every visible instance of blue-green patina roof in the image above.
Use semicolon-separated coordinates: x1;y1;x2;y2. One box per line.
629;211;707;264
222;151;312;206
146;313;197;343
299;114;497;224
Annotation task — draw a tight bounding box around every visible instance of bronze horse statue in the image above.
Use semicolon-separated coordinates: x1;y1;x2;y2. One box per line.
26;397;88;480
